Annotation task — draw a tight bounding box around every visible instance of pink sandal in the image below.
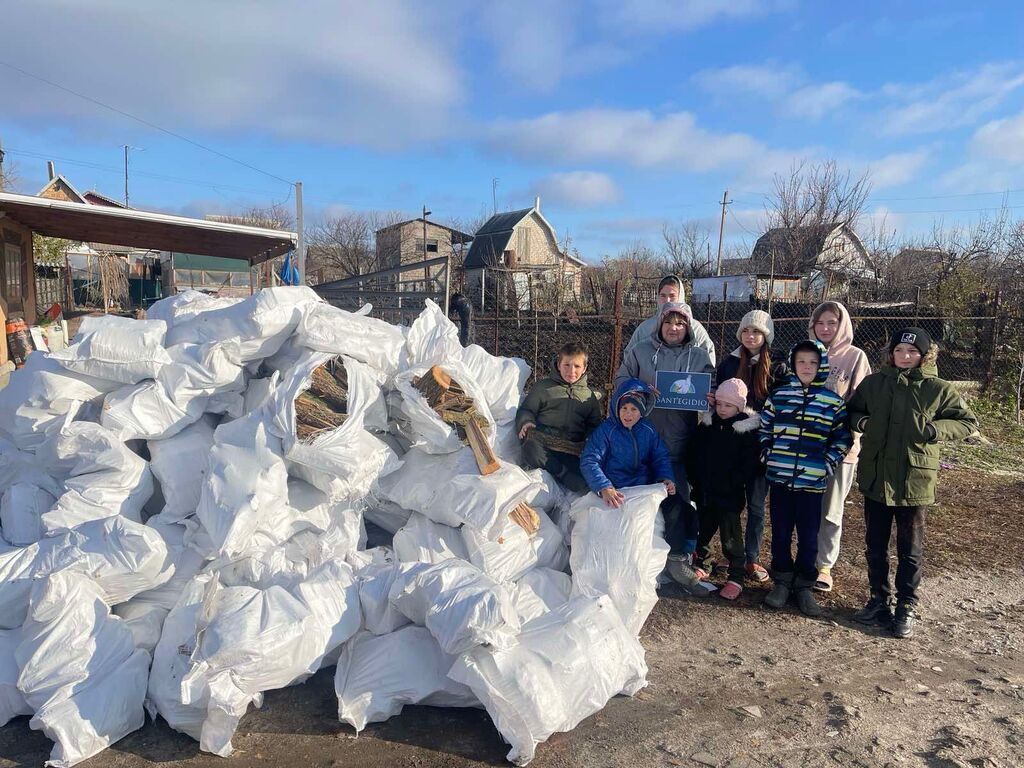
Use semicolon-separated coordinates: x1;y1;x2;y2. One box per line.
719;581;743;600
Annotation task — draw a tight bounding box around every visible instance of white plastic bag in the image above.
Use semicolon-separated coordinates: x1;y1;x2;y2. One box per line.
148;415;217;522
0;355;119;453
403;299;462;369
512;568;572;624
533;508;570;573
569;485;670;636
50;315;172;385
388;559;521;655
36;421;154;532
296;302;406;378
448;596;648;766
335;627;477;732
350;548;410;636
164;286;321;362
16;571;149;768
0;515;170;629
178;578;327;756
379;447;540;539
393;513;468;564
462;514;537;584
264;351;398;500
0;628;30;727
195;416;289;559
0;482;56;546
459;344;530;425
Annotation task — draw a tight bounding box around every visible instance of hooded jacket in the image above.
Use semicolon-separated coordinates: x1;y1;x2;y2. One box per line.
759;340;853;493
580;378;675;493
515;358;603;443
808;301;872;463
614;306;715;463
624;276;717;366
848;350;977;507
688;407;762;509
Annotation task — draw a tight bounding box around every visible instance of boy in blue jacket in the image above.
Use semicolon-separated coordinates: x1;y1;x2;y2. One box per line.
580;378;676;508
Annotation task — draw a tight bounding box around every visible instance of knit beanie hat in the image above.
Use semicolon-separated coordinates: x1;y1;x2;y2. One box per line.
891;326;931;356
715;378;748;410
618;393;645;417
736;309;774;347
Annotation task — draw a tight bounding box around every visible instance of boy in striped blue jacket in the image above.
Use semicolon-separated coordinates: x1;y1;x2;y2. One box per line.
759;339;852;616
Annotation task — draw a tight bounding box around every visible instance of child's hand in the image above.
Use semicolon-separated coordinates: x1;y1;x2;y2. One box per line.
518;422;535;440
600;488;625;508
663;479;677;495
706;391;716;406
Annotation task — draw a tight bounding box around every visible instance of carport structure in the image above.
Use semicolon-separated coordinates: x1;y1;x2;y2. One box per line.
0;191;296;321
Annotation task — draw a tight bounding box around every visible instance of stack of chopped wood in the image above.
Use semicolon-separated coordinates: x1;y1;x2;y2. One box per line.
509;501;540;535
414;365;499;475
295;358;349;441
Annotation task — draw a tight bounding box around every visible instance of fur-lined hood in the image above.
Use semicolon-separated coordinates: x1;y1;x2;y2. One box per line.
699;407;761;432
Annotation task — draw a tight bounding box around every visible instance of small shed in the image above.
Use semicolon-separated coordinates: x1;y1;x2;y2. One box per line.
0;191;296;321
162;253;254;298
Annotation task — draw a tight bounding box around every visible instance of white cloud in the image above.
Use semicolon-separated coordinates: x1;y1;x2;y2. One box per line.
533;171;620;207
880;62;1024;136
487;109;774;171
598;0;794;33
865;149;931;189
970;110;1024;165
1;1;463;148
692;64;799;99
782;82;862;120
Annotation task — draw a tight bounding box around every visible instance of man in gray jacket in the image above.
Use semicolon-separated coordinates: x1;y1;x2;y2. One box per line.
615;302;715;588
624;275;716;366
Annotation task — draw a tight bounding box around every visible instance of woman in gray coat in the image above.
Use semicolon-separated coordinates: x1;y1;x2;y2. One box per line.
615;301;715;588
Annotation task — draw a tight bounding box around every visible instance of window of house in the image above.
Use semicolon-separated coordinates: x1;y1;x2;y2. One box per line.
414;238;439;254
4;243;23;301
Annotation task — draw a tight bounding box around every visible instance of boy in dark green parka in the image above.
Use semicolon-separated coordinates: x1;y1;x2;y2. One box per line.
848;327;978;638
516;342;603;492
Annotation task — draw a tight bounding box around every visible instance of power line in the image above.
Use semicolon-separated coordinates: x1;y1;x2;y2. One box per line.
0;60;294;187
727;206;759;236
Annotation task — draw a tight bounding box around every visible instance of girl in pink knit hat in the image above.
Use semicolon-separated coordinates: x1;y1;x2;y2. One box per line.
688;377;762;600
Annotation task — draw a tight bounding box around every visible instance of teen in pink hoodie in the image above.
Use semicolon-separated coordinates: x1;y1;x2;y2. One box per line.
808;301;871;591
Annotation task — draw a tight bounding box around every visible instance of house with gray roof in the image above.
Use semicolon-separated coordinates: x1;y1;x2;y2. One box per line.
463;197;584;310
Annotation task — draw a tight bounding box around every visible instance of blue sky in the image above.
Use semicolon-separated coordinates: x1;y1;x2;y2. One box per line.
2;0;1024;262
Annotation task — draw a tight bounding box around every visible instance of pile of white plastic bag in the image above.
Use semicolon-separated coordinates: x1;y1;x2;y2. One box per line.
0;286;671;767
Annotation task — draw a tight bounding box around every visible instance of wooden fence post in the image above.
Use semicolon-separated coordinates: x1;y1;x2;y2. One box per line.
608;279;624;400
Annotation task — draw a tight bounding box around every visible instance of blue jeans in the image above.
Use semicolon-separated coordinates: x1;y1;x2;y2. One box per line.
768;484;821;581
744;470;768;566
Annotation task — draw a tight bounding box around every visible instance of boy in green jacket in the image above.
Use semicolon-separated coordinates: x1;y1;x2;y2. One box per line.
848;327;978;638
516;341;603;492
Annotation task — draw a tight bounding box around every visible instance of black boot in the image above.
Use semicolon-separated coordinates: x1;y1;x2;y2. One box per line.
893;601;917;639
854;596;894;627
764;571;793;609
793;577;825;618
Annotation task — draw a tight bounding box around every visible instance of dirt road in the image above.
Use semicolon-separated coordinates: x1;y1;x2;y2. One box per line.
2;469;1022;768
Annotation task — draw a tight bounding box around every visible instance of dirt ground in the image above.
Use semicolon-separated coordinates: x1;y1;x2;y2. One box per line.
2;468;1022;768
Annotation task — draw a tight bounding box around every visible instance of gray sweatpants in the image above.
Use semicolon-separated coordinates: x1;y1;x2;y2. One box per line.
816;462;857;571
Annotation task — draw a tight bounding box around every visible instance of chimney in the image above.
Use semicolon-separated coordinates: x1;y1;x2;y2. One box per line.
534;195;541;212
47;161;55;180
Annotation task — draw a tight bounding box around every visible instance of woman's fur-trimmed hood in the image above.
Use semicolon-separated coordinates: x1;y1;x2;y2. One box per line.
699;407;761;432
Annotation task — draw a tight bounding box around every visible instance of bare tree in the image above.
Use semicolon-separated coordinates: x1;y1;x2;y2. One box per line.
764;159;872;273
306;210;406;283
661;221;714;277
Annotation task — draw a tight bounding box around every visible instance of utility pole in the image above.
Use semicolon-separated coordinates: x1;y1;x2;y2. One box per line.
0;136;5;190
295;181;305;285
123;145;130;207
491;178;498;215
422;205;431;262
715;189;730;276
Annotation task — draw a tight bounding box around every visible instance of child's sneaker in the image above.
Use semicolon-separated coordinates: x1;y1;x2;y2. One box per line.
666;554;698;587
692;562;711;581
745;563;769;583
713;560;730;577
719;581;743;600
